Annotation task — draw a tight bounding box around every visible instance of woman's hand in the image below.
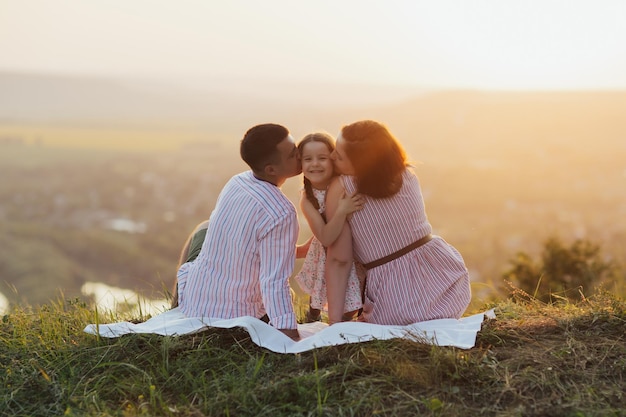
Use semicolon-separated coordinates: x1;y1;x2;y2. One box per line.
357;302;372;322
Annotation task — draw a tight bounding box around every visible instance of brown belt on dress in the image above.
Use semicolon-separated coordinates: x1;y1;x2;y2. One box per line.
362;234;432;270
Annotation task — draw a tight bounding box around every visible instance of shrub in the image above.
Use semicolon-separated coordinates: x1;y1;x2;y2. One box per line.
504;236;619;302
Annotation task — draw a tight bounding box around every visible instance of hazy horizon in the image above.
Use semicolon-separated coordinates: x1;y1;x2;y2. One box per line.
3;71;626;152
2;1;626;91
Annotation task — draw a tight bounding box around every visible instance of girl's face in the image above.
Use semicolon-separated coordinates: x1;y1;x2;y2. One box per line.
301;141;334;188
330;133;356;176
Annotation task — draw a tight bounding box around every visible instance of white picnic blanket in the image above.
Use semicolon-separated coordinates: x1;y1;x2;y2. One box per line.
84;307;494;354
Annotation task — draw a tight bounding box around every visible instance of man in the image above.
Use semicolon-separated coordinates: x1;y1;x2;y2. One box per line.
174;123;302;340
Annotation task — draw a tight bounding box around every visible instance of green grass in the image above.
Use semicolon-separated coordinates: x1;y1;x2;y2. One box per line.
1;291;625;417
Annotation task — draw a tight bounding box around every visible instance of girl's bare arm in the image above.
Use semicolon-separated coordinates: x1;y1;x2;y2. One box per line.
323;178;355;324
299;179;362;247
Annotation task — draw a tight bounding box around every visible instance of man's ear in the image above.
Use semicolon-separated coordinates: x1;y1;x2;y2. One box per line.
264;164;277;176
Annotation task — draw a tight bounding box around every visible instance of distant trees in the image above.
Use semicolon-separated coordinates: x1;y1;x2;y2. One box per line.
504;236;621;302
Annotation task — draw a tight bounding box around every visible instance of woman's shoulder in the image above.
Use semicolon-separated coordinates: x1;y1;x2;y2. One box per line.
403;165;417;175
328;176;345;191
324;176;346;203
338;174;358;193
402;166;420;183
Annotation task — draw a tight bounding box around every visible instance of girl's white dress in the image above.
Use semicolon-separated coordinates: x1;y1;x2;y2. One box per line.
295;188;364;313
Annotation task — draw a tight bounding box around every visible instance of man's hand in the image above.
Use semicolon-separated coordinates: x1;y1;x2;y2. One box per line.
279;328;300;341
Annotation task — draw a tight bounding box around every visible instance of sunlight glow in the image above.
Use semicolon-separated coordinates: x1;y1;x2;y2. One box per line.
1;0;626;90
416;1;626;89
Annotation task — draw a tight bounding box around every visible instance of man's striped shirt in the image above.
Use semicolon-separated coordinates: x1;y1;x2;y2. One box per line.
177;171;298;330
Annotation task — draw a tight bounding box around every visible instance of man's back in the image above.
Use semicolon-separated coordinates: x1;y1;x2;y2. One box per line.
177;171;299;329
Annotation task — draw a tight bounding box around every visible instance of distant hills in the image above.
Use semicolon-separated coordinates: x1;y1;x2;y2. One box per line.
2;71;625;145
369;89;626;163
0;71;424;132
0;71;291;130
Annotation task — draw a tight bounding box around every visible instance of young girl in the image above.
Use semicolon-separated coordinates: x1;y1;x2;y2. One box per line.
295;132;365;322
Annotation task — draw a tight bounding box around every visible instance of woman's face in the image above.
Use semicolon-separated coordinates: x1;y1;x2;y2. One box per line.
331;133;356;176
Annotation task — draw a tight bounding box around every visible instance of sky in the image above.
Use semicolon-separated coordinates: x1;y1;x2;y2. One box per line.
1;0;626;90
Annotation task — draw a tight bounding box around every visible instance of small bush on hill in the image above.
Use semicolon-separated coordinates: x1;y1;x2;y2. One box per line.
504;236;621;303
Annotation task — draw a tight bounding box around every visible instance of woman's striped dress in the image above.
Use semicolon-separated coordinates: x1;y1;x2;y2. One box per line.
341;168;471;325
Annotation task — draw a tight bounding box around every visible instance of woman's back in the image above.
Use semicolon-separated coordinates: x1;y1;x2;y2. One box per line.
342;169;431;264
342;168;470;325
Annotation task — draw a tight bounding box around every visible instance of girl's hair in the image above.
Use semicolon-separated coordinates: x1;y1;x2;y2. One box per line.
298;132;336;212
340;120;408;198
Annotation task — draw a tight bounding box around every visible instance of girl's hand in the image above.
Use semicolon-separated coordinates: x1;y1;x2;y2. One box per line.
299;189;313;211
299;188;306;206
296;236;313;258
336;192;364;216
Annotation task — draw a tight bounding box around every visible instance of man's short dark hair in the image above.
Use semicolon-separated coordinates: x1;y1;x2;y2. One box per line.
240;123;289;172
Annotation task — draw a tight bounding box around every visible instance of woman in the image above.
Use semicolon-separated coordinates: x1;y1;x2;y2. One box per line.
324;120;471;325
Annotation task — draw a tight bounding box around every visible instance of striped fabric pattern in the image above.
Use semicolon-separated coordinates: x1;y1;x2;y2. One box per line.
342;168;471;325
177;171;299;330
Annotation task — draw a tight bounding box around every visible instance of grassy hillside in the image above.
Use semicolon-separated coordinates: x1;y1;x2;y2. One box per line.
1;291;624;416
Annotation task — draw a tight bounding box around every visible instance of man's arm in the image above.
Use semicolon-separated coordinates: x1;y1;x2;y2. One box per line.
258;210;300;339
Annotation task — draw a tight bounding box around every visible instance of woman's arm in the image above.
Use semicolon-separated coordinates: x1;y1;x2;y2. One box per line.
299;182;362;247
323;178;355;324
